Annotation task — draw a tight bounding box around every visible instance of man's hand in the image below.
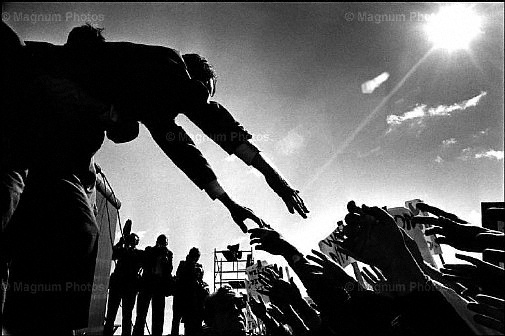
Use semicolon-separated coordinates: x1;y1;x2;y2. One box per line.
340;203;408;271
418;217;492;252
265;174;309;219
306;250;361;293
218;193;266;233
468;295;504;334
441;254;505;298
250;153;309;219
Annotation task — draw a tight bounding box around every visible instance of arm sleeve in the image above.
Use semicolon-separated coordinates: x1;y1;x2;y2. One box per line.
144;118;218;191
184;101;253;155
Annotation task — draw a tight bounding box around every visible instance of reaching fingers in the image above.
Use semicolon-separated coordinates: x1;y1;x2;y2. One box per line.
475;295;505;310
455;253;483;266
362;267;379;284
483;249;505;262
244;209;266;229
424;227;444;236
473;314;505;333
412;216;439;226
292;191;309;218
371;266;387;282
361;271;376;286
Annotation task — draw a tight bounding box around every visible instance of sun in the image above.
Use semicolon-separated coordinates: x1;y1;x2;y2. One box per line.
424;4;483;52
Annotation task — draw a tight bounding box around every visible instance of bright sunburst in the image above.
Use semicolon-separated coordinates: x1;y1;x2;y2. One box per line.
425;4;483;52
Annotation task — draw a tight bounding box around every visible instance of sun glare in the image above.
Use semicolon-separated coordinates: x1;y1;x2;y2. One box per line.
425;4;483;52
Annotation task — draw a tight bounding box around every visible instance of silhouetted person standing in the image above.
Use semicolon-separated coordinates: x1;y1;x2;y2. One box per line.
172;247;209;336
133;234;174;336
104;229;144;336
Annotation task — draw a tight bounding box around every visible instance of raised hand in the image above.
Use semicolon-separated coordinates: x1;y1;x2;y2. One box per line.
339;203;409;271
306;249;361;292
361;266;395;297
441;254;505;298
412;202;503;253
467;294;504;334
249;227;298;257
258;273;303;307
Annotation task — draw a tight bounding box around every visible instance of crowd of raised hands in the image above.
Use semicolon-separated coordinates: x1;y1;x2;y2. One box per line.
245;201;504;335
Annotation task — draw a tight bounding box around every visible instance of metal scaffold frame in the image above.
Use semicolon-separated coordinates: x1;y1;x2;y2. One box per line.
213;248;253;294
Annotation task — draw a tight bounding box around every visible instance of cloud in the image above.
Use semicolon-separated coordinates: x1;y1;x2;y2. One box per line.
386;91;487;129
275;127;306;156
458;148;504;161
441;138;457;147
474;150;504;160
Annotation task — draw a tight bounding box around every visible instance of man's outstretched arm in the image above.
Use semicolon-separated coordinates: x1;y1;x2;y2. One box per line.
144;118;265;233
185;101;309;218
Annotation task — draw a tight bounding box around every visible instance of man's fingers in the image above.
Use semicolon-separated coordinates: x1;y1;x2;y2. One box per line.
362;272;375;286
310;249;329;262
475;295;505;310
371;266;387;281
483;249;505;262
473;314;505;333
440;267;472;277
362;267;379;283
248;227;270;237
306;255;324;266
412;216;439;226
424;227;444;236
455;253;482;266
442;274;475;286
246;211;266;228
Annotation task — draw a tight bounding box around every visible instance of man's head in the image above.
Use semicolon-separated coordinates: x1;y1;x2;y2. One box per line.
204;285;247;336
65;23;105;49
125;233;139;248
187;247;201;263
182;53;217;97
156;234;168;248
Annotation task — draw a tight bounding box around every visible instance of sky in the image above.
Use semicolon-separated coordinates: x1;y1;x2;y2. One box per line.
3;2;504;334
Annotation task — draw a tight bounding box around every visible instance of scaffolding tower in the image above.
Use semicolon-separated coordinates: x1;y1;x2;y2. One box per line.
213;247;253;294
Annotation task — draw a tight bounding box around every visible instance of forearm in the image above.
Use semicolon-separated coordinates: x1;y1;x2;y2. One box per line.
383;253;428;295
250;150;280;179
290;296;321;332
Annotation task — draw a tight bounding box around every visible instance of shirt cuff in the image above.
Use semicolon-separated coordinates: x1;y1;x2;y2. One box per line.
234;142;260;165
204;180;225;200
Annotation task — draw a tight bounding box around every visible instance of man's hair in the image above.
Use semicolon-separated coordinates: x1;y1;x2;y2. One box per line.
156;234;168;246
66;23;105;48
125;233;139;246
182;53;217;82
188;247;200;257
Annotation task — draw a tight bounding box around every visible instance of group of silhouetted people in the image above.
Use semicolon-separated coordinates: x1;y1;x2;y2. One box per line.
103;224;208;336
